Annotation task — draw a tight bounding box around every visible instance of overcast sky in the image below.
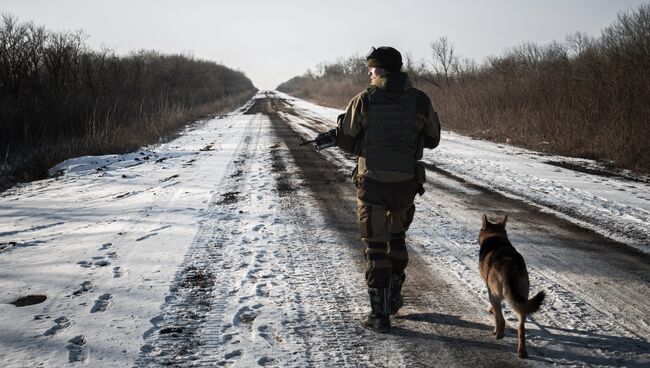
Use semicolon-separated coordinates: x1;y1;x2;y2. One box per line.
2;0;648;89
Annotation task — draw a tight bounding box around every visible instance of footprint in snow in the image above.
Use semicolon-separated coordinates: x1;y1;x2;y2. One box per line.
72;281;94;297
90;293;112;313
224;349;243;360
94;259;111;267
256;283;270;297
77;261;93;268
247;266;262;279
78;258;110;268
258;357;279;367
113;266;125;278
234;306;258;326
99;243;112;250
44;316;71;336
222;332;238;343
66;335;89;363
255;250;267;261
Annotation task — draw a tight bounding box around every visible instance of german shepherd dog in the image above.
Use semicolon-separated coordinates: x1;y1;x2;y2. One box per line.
479;214;545;358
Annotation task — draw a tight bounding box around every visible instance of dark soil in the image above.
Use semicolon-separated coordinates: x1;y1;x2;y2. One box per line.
11;294;47;307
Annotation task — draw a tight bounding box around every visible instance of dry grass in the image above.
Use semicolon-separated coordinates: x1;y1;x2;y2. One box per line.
0;90;256;192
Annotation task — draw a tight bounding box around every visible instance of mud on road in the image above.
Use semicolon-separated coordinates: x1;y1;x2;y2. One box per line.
260;94;650;367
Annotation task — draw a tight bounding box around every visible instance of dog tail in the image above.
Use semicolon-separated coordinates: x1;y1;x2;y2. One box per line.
507;280;545;316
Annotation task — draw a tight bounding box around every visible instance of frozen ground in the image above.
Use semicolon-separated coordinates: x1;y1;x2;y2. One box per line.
0;91;648;367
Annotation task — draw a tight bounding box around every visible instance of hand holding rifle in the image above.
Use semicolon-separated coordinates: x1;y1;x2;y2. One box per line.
299;128;337;151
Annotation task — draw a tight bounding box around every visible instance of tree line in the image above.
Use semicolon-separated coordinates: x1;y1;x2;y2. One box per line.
0;14;257;190
278;4;650;173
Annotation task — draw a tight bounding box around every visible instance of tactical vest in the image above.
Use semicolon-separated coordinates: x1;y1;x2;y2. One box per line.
362;87;422;173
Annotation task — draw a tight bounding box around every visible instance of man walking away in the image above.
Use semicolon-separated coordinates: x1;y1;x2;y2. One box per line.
313;46;441;332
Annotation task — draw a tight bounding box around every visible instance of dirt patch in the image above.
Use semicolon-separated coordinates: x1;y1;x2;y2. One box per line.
218;191;240;205
269;146;295;196
243;95;294;116
177;267;215;290
239;312;258;325
244;98;274;115
159;327;184;334
11;294;47;307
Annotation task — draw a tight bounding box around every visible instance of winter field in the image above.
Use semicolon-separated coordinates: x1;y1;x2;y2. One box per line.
1;91;649;367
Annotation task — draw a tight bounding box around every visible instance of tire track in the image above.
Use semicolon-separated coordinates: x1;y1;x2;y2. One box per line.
135;113;264;366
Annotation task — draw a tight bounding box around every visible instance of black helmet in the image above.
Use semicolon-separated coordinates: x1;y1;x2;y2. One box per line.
366;46;402;72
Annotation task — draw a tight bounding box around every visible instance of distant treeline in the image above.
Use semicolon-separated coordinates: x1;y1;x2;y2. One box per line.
0;14;257;190
278;4;650;173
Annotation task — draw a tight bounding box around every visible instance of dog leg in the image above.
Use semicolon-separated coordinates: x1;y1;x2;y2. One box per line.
488;292;505;339
517;313;528;358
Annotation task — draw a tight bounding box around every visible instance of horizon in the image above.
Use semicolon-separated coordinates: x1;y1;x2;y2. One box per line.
1;0;648;89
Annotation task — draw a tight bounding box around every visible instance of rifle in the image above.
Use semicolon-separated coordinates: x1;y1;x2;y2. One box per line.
299;129;336;151
299;138;316;146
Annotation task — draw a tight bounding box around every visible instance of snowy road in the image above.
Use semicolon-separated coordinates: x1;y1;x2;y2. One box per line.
0;91;649;367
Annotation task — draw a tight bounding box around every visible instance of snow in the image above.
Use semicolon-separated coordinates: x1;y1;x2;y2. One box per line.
0;91;648;367
0;102;260;366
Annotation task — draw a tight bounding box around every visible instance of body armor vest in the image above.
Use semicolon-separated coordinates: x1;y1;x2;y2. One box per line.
362;87;422;173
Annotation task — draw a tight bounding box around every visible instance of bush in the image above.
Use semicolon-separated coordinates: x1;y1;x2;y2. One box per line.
277;55;367;108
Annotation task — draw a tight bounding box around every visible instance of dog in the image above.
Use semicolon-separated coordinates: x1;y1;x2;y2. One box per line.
478;214;545;358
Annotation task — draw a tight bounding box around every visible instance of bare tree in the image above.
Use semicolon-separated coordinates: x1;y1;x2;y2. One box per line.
430;36;457;86
404;53;441;88
565;31;595;57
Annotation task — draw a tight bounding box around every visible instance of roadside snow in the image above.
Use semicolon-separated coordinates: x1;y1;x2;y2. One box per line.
0;102;257;366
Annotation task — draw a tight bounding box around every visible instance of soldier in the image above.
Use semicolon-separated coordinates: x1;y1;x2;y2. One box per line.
313;46;441;333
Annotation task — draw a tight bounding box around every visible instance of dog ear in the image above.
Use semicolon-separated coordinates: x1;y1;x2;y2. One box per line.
481;214;488;229
502;214;508;227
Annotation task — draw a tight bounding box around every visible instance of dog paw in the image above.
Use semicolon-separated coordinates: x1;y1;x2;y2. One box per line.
517;349;528;359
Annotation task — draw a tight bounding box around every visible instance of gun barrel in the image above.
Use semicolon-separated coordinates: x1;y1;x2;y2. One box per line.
299;139;316;146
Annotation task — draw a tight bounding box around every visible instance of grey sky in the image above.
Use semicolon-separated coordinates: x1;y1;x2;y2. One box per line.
1;0;647;89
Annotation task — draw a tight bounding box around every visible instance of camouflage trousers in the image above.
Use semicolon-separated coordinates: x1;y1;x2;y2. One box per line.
356;176;418;288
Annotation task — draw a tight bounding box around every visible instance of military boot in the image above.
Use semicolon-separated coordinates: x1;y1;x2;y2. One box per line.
360;288;391;333
390;273;406;315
